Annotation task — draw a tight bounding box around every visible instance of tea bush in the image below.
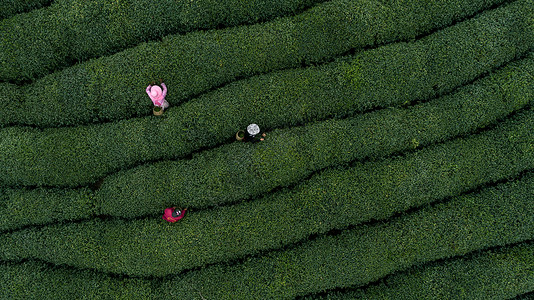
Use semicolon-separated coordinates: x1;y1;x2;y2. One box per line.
158;171;534;299
0;260;156;299
1;110;533;276
97;77;534;218
2;97;533;233
2;96;533;233
1;8;533;187
2;162;532;296
306;241;534;300
0;0;324;82
0;0;51;20
1;0;533;297
0;0;523;127
2;241;532;299
0;187;93;232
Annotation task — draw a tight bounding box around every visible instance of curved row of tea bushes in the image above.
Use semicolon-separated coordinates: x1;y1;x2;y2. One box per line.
1;18;533;188
1;242;532;299
0;0;323;82
1;99;533;232
306;241;534;300
1;161;532;295
516;292;534;299
97;71;534;218
1;111;533;276
0;260;156;299
159;171;534;299
0;0;51;20
0;0;523;127
0;187;94;232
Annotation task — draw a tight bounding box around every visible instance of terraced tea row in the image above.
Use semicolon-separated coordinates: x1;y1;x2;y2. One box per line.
0;0;51;20
0;0;323;82
1;158;532;298
0;55;532;231
96;75;534;217
2;241;532;299
2;100;532;233
1;110;533;276
2;0;532;298
156;170;534;299
305;241;534;300
1;15;533;188
0;187;93;231
1;0;528;127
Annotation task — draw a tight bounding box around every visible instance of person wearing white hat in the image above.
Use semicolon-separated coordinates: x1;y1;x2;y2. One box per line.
243;123;266;142
146;78;169;109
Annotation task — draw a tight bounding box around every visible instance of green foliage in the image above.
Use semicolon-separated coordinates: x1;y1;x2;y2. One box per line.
514;292;534;300
2;241;532;299
307;241;534;299
1;1;533;298
2;91;533;233
0;0;51;20
0;0;323;83
2;5;534;187
0;0;519;127
0;83;22;126
158;171;534;299
0;260;156;299
0;111;532;277
0;187;94;231
4;162;531;297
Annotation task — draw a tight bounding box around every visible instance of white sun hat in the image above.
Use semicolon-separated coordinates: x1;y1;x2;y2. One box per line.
247;123;260;136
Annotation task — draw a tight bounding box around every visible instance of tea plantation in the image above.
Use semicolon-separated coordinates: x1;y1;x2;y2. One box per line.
0;0;533;299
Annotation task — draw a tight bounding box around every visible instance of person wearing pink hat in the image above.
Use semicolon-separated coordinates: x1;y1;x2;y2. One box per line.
146;78;169;109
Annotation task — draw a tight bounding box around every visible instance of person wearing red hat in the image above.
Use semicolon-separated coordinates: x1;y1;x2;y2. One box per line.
162;207;187;223
146;78;169;109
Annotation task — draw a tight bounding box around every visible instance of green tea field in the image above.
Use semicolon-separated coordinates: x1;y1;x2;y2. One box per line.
0;0;533;298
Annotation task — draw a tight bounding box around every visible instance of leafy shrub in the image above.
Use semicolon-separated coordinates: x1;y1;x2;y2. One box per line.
0;187;93;231
98;72;534;216
1;110;532;277
0;0;51;20
1;0;533;298
2;241;533;299
1;6;534;187
514;292;534;300
2;91;533;233
0;260;155;299
2;78;533;231
306;241;534;300
156;170;534;299
0;0;521;127
0;0;324;82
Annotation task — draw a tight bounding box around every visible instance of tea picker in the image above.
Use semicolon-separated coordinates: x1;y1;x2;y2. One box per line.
147;78;168;115
236;123;266;142
162;207;187;223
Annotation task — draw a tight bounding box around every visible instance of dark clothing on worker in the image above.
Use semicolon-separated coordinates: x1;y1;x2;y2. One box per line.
244;131;262;143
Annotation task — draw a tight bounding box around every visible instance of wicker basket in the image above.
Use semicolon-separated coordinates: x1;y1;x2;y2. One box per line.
236;130;245;141
153;106;163;116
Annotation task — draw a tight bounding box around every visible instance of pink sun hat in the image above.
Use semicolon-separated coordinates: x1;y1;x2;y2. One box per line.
150;85;163;100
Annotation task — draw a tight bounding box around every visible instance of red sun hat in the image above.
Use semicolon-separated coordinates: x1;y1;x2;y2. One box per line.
162;207;187;223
